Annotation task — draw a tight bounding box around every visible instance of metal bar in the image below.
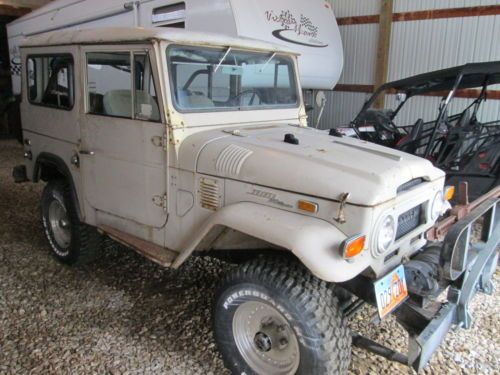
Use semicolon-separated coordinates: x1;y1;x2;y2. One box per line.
426;184;500;241
344;298;365;319
408;303;456;372
352;332;408;365
424;74;464;158
453;222;499;328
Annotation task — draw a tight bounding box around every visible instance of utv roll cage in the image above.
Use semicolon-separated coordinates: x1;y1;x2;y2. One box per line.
346;62;500;200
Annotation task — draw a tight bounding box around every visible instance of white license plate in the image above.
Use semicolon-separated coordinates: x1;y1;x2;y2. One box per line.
374;265;408;319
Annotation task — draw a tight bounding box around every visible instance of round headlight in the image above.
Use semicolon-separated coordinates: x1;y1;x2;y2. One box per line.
377;215;396;254
430;191;444;220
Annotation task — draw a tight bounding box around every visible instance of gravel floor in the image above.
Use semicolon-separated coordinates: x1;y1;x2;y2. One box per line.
0;139;498;375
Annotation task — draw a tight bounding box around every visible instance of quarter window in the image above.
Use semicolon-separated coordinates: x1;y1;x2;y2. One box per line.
27;54;74;109
86;52;160;122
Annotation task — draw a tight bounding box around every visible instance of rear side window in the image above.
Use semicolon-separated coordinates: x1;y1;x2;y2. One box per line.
27;54;74;109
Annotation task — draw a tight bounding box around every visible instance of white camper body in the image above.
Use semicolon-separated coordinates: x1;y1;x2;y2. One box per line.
7;0;343;95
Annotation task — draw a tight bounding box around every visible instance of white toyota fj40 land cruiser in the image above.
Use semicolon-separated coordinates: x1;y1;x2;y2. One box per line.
13;27;498;375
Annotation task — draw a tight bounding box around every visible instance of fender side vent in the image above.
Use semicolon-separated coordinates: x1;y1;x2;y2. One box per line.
199;178;220;211
215;144;253;176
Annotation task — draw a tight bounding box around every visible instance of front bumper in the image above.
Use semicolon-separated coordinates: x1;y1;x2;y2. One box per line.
404;197;499;371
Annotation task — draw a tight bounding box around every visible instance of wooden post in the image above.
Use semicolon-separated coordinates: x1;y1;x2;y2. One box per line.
373;0;393;108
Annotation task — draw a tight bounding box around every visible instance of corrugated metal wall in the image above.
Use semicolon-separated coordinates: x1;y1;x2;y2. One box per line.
394;0;500;12
313;0;500;129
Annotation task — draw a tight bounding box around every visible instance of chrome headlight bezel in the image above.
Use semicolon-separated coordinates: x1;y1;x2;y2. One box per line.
430;190;444;221
374;214;397;257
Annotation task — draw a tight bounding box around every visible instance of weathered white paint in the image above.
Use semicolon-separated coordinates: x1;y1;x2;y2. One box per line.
19;27;446;281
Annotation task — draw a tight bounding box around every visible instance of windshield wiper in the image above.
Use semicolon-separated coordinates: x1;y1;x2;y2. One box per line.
214;47;231;73
259;52;276;72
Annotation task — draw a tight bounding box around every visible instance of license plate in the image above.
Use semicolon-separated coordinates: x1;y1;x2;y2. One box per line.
374;265;408;319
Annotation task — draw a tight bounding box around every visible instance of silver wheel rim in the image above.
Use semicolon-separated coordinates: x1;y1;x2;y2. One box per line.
48;199;71;251
232;301;300;375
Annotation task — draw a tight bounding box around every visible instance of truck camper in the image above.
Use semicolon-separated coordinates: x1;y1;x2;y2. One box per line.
7;0;344;95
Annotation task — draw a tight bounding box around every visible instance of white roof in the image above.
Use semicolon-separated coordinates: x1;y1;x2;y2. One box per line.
19;26;298;54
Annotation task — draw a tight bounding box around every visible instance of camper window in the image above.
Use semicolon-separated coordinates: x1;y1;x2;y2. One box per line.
26;54;74;110
86;52;160;121
167;45;298;113
152;3;185;26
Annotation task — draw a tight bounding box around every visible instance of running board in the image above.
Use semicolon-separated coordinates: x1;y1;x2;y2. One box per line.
98;225;178;267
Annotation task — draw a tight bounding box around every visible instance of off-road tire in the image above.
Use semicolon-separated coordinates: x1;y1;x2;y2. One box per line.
41;179;101;265
213;257;351;375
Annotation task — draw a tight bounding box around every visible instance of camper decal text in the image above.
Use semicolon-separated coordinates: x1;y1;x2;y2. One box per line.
265;9;328;48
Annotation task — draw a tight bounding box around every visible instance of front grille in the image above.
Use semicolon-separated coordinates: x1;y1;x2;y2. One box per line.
396;204;423;239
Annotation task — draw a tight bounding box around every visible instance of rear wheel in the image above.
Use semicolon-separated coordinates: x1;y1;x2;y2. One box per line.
213;257;351;375
41;179;101;264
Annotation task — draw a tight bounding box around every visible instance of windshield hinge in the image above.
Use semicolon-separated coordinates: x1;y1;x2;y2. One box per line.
152;193;168;210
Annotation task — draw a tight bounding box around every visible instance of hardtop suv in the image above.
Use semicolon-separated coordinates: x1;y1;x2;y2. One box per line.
13;27;498;375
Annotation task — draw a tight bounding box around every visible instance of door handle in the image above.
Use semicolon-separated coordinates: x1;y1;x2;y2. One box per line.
79;150;95;156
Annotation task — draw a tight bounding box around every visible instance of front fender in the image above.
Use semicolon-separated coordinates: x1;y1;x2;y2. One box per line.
173;202;371;282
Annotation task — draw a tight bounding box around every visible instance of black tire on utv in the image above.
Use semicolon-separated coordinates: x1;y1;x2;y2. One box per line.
40;179;101;265
213;257;351;375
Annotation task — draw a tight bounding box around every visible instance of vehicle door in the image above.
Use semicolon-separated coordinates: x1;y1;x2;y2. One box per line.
79;45;168;237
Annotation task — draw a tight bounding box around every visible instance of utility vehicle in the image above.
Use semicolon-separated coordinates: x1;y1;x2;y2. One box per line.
13;27;499;375
336;62;500;201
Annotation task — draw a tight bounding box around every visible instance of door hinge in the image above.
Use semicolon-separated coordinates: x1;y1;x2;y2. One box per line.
151;133;168;150
152;193;168;211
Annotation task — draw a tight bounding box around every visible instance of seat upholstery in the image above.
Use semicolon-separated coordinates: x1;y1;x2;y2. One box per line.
177;90;214;109
103;90;132;118
103;90;160;121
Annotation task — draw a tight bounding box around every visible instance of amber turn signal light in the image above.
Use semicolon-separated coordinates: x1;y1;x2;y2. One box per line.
444;186;455;201
297;200;318;213
341;235;366;259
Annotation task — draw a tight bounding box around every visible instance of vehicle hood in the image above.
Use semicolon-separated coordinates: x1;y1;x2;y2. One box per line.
180;124;444;206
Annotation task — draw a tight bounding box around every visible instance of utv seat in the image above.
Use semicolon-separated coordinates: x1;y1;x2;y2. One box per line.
103;90;160;121
396;118;424;154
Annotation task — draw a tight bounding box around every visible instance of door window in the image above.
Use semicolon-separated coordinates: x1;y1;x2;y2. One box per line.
86;51;160;121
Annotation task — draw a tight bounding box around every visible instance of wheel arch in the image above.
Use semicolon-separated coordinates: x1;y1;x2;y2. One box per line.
34;152;82;220
173;202;360;282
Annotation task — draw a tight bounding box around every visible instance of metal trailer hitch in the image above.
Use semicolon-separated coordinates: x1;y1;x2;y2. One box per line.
350;183;499;372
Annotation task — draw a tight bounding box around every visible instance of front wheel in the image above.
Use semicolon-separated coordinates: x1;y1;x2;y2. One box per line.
213;257;351;375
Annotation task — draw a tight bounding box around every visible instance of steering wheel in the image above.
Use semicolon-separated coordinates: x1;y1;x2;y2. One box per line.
369;111;400;145
231;89;262;106
374;116;399;134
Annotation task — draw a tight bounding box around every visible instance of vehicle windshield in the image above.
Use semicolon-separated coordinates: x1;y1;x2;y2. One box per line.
167;45;298;112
